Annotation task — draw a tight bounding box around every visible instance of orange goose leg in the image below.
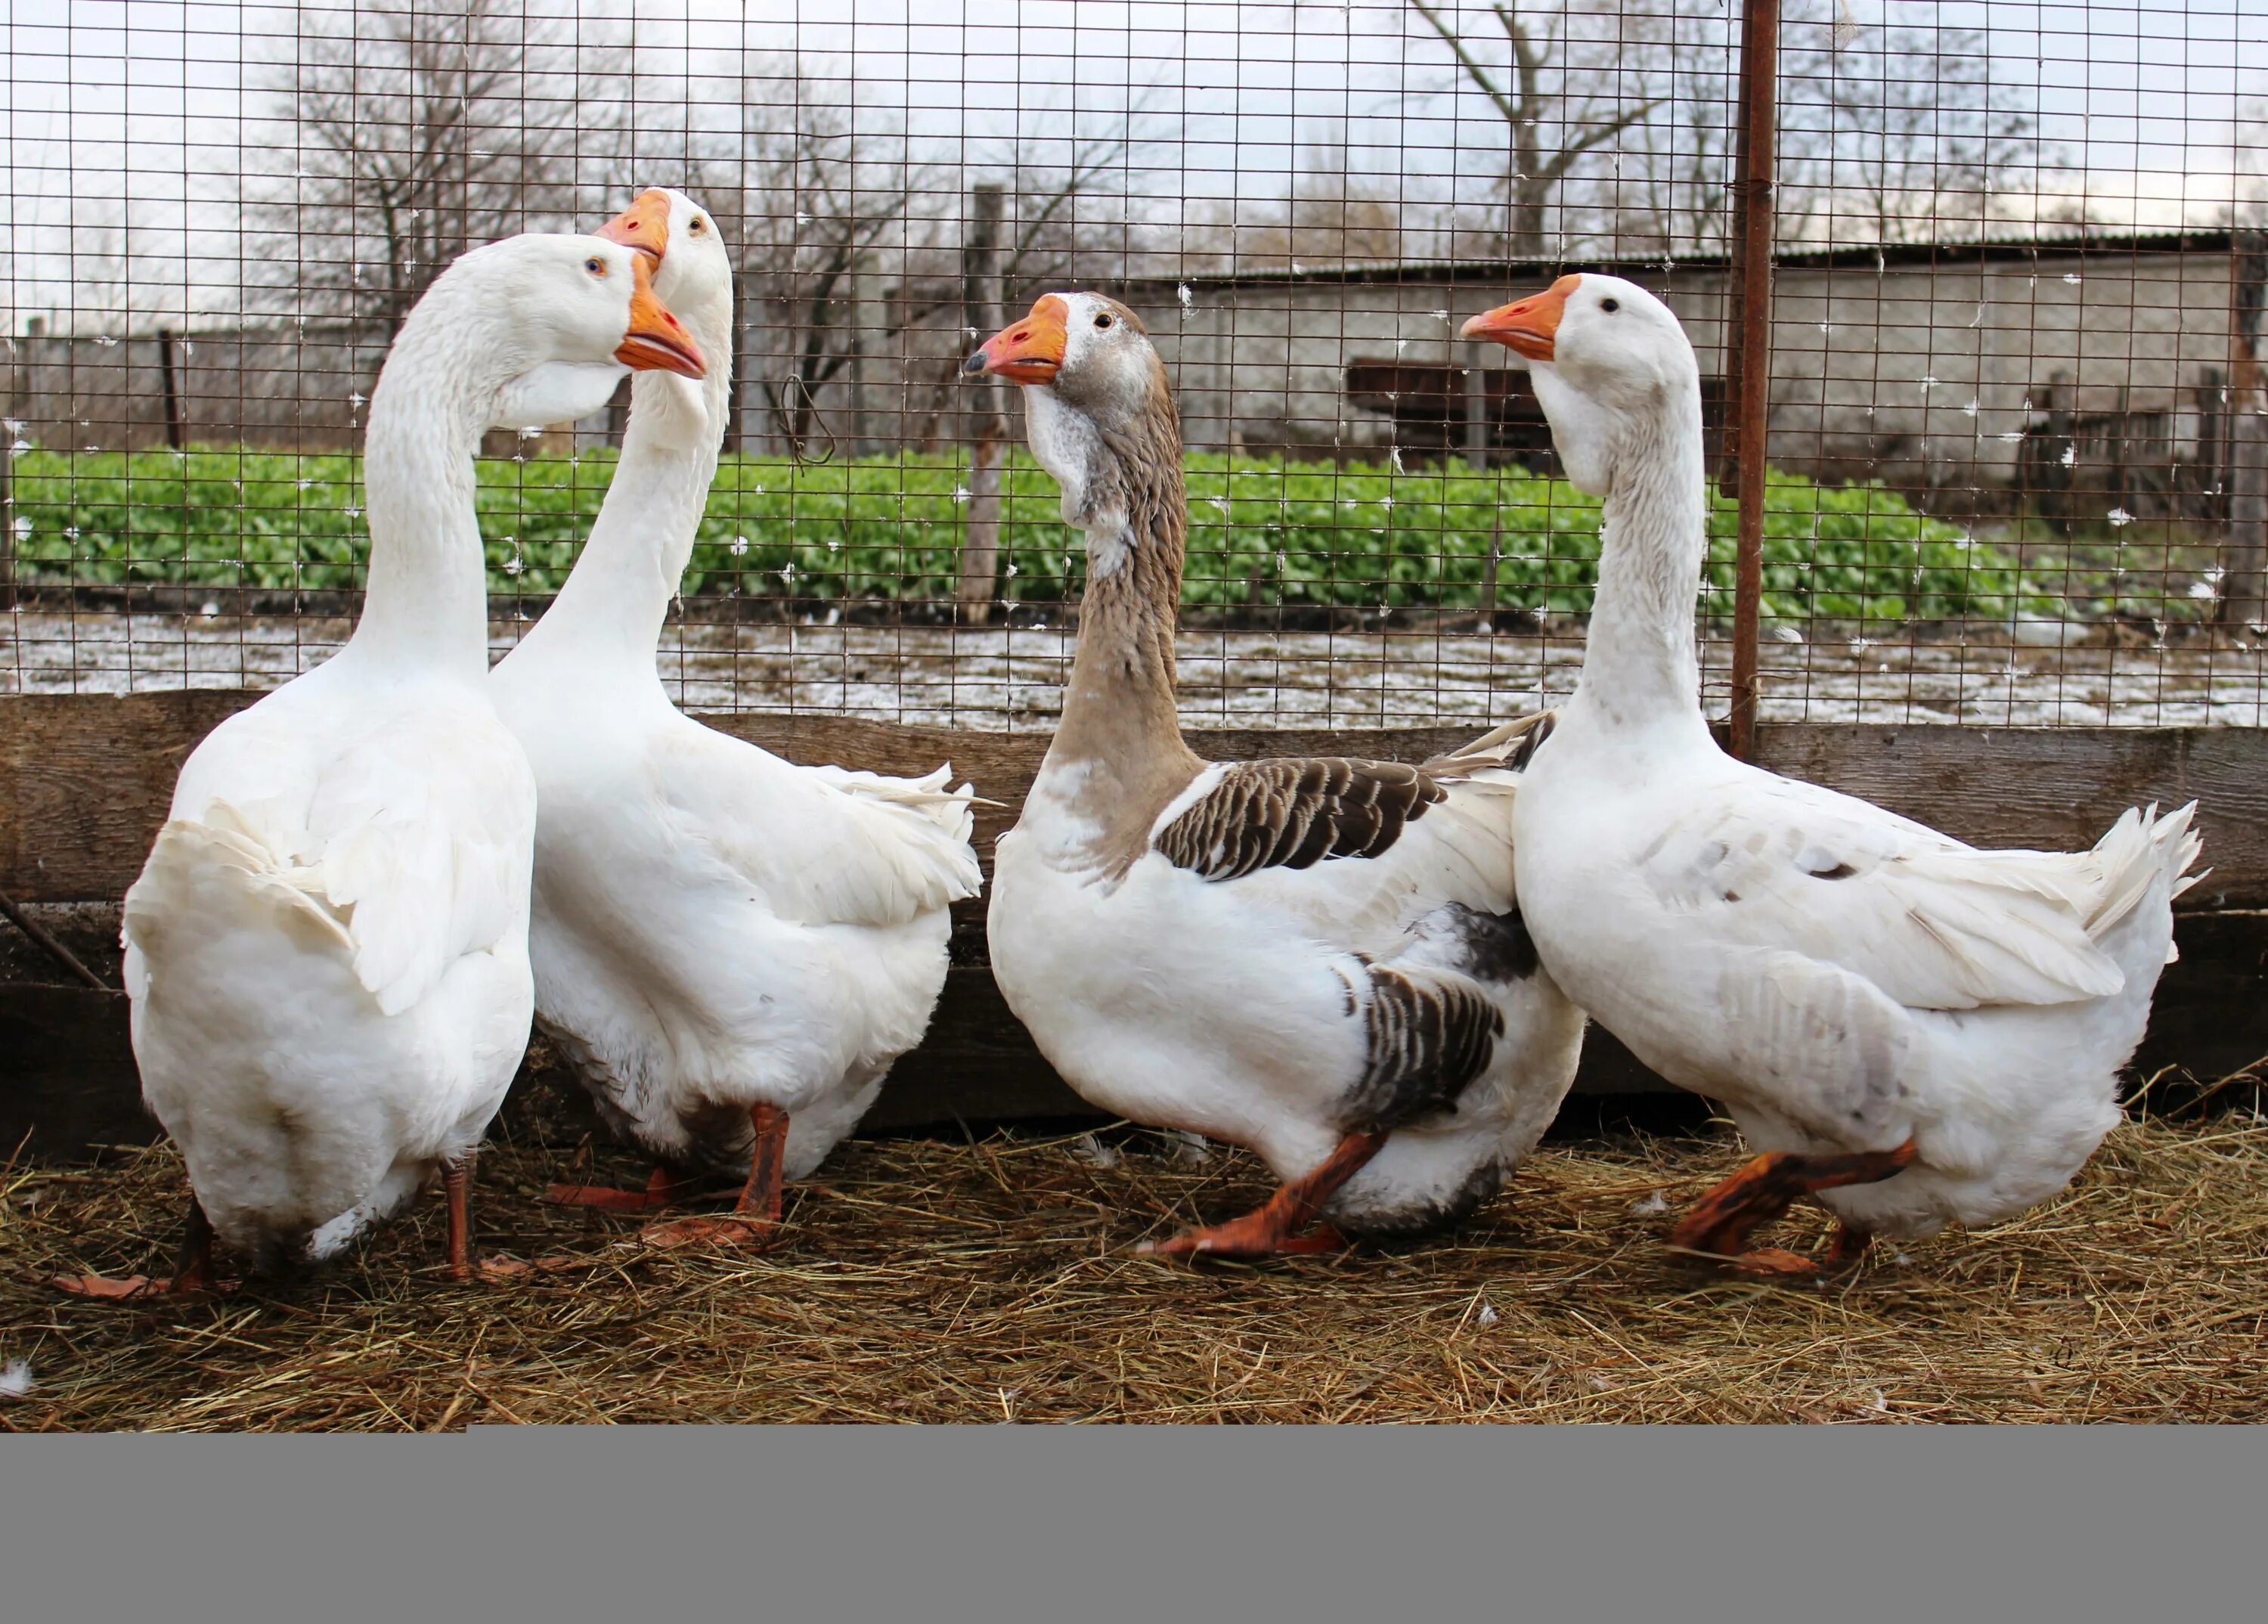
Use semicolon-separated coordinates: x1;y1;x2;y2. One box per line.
439;1153;540;1282
54;1195;220;1300
442;1155;480;1281
1668;1139;1916;1277
1140;1130;1390;1262
545;1164;696;1213
642;1104;789;1250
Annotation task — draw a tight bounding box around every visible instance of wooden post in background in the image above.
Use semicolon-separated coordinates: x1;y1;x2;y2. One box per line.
723;265;754;454
156;329;185;451
1725;0;1780;761
2221;231;2267;631
1464;344;1501;626
957;183;1009;626
1463;347;1489;470
0;333;15;609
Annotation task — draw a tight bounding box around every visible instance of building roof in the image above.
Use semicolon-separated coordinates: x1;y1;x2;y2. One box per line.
1122;228;2240;296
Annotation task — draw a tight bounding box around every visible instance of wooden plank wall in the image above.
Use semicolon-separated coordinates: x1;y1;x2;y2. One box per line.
4;693;2264;1153
8;693;2266;906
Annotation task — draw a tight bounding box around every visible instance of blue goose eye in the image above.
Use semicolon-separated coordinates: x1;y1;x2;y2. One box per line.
585;257;607;277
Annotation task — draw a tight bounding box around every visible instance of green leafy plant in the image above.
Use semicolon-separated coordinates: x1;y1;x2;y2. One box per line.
8;446;2052;623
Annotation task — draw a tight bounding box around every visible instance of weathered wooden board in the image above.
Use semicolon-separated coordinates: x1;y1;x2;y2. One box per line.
5;693;2265;907
2;984;146;1159
5;693;2264;1160
1;692;263;903
9;921;2262;1160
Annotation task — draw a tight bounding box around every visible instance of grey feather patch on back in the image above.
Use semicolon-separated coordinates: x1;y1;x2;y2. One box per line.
1427;901;1541;983
1152;757;1446;882
1338;962;1504;1134
1713;948;1912;1142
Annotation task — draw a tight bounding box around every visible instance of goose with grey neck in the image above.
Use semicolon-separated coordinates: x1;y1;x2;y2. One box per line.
491;190;981;1250
55;236;704;1297
971;292;1585;1260
1464;274;2202;1275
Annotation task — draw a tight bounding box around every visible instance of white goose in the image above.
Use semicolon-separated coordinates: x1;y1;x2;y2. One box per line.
1464;274;2202;1274
491;189;981;1249
58;236;705;1296
971;293;1585;1260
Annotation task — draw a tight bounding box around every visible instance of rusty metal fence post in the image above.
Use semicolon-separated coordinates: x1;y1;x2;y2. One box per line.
1726;0;1780;761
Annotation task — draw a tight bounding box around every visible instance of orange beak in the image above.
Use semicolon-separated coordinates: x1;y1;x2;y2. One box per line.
1461;274;1581;361
616;255;705;379
598;188;672;265
964;294;1070;385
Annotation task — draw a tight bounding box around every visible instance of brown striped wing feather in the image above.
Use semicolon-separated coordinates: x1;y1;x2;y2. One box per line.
1340;963;1507;1133
1151;758;1447;882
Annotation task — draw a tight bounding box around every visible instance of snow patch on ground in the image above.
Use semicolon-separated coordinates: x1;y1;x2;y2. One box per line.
5;611;2261;729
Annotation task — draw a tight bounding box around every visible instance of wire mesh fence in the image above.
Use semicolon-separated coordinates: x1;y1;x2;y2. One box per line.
2;0;2263;728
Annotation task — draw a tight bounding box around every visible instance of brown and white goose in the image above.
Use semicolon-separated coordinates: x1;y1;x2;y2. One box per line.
969;293;1585;1260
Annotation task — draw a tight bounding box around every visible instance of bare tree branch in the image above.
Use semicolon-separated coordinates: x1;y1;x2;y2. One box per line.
251;1;626;335
1406;1;1660;256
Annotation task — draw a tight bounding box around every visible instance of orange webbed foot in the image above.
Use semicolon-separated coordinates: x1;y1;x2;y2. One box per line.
1139;1215;1349;1262
53;1270;230;1301
639;1213;777;1251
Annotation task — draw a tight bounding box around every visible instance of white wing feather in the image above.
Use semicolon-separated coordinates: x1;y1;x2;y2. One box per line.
1644;774;2197;1012
159;693;534;1018
646;722;981;929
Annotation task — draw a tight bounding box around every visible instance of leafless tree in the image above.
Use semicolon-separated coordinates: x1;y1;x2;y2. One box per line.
33;194;187;331
687;67;947;455
1778;6;2040;246
1594;3;1746;260
63;198;138;327
1197;126;1408;272
684;66;1142;457
1403;1;1662;259
994;129;1148;298
2221;97;2268;231
254;1;626;335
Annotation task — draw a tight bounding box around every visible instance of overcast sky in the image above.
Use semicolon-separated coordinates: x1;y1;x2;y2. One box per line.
2;0;2261;324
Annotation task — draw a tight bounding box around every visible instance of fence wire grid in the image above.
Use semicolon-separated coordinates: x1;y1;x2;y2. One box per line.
2;0;2264;730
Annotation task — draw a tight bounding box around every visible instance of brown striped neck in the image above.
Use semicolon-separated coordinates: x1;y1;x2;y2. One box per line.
1029;366;1204;848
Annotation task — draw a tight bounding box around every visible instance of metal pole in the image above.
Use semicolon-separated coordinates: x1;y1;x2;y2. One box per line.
1726;0;1779;762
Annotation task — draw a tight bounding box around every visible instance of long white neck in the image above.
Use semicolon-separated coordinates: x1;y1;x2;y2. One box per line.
520;291;733;672
347;297;497;683
1570;384;1715;740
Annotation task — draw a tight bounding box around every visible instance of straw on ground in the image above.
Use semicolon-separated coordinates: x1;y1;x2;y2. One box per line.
3;1080;2263;1427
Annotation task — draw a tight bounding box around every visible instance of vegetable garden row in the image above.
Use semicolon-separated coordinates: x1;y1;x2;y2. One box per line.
10;448;2059;624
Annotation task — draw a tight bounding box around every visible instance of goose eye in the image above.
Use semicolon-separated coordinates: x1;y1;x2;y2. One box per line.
585;257;607;277
1600;297;1619;312
1094;313;1113;330
691;218;707;233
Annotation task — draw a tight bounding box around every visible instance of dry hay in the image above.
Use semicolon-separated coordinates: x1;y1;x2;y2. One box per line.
3;1079;2265;1428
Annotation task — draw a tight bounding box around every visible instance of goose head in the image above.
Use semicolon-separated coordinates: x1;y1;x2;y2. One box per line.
597;187;735;353
478;234;706;432
1461;273;1698;497
965;292;1173;522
